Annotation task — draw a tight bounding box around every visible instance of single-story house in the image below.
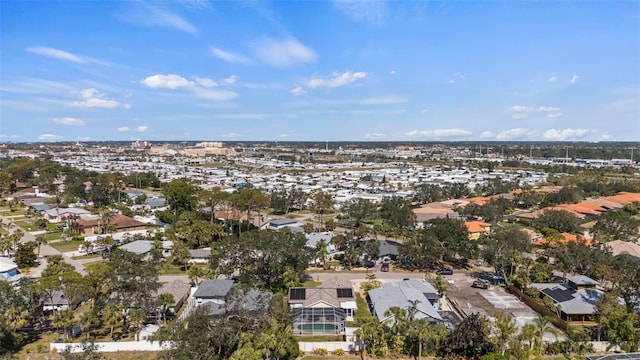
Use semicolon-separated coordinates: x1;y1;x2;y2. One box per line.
368;279;443;325
118;240;172;258
267;218;299;230
75;214;146;235
43;207;91;223
189;248;211;264
193;279;272;316
0;257;18;279
155;279;191;314
378;239;401;261
289;279;356;335
530;275;620;324
43;290;69;312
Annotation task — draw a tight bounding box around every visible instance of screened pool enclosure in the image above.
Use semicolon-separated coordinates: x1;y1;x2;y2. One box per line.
292;307;346;335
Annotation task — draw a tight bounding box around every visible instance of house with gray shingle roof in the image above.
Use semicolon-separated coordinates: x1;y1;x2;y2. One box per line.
193;279;272;316
368;280;443;325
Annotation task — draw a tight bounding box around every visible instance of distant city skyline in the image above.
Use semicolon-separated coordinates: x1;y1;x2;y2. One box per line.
1;0;639;142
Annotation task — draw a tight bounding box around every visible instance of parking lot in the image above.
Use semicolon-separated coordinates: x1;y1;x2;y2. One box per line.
442;270;564;340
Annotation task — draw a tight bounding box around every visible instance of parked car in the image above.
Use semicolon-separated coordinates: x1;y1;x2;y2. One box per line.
381;262;390;272
472;279;491;289
437;267;453;275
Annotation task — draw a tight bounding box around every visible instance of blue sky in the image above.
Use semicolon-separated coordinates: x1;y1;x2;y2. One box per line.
1;0;638;142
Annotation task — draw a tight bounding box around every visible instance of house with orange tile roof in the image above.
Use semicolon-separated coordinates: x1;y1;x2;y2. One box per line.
532;232;593;247
465;221;491;240
602;192;640;206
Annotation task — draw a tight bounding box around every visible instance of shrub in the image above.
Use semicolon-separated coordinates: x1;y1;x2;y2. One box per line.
332;348;345;356
312;348;328;356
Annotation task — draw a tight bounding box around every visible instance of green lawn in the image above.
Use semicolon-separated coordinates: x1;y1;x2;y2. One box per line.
49;238;84;252
41;232;63;241
303;280;322;287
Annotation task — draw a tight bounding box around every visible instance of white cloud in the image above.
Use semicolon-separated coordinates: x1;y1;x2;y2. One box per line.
537;106;559;112
390;69;396;75
363;133;387;140
599;132;613;141
222;75;238;85
222;132;241;138
210;47;250;64
360;95;406;105
142;74;194;89
291;86;306;96
548;76;557;83
38;133;63;141
27;47;85;63
447;72;465;84
192;87;238;101
252;37;317;67
117;126;130;132
480;131;495;139
405;128;471;139
136;126;148;132
542;128;589;141
53;117;85;126
76;136;91;141
71;88;120;108
496;128;537;140
307;71;366;89
0;134;21;139
570;75;580;84
333;0;384;24
195;77;217;87
508;105;561;119
120;5;197;34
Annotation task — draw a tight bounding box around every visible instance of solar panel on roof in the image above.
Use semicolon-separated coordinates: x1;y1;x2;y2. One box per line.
541;288;575;303
290;288;306;300
336;288;353;298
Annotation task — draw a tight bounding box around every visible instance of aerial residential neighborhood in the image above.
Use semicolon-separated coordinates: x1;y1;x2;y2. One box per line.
0;141;638;359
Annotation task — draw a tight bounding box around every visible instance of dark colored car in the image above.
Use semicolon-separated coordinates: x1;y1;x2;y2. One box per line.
381;262;390;272
437;267;453;275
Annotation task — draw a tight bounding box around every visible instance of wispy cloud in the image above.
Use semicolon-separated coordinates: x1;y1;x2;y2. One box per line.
291;86;306;96
570;75;580;84
496;128;537;140
119;4;197;34
142;73;238;101
446;72;465;84
222;75;238;85
480;131;495;139
26;46;108;65
542;128;589;141
53;117;85;126
71;88;120;108
210;47;251;64
117;126;129;132
404;128;471;139
252;37;317;68
548;76;557;83
192;87;238;101
307;71;366;89
216;113;267;120
0;134;21;139
136;126;148;132
195;77;217;87
363;132;387;140
38;133;63;141
76;136;91;141
333;0;385;24
508;105;561;119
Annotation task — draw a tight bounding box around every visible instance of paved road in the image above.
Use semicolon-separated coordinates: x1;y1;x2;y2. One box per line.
1;214;87;276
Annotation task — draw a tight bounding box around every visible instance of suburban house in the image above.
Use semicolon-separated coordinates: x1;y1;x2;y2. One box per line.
288;279;357;335
118;240;172;258
368;279;443;325
189;248;211;264
154;279;191;315
43;290;73;312
75;214;146;235
43;207;91;223
267;218;300;230
0;257;18;279
378;239;401;261
465;221;491;240
530;275;616;324
193;279;272;316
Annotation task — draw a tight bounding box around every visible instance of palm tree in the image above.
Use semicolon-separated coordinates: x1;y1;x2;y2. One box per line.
53;309;74;339
534;314;553;355
35;235;47;257
102;303;123;340
79;309;100;340
128;309;147;341
188;265;204;287
157;293;174;325
315;239;328;269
